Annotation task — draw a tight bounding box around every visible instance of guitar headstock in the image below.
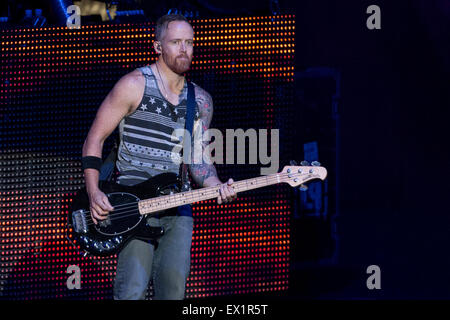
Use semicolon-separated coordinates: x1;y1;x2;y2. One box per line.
279;165;327;187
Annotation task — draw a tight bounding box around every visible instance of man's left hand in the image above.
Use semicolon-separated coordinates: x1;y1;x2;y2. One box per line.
217;178;237;204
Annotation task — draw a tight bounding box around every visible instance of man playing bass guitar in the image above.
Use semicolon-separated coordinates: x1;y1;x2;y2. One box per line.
81;14;237;300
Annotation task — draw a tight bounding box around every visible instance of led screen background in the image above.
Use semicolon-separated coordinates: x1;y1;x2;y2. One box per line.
0;15;296;299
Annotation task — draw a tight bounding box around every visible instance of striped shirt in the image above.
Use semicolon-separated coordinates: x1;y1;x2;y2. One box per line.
115;65;200;186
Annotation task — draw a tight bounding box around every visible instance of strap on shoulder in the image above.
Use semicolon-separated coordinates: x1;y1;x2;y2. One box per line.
180;81;196;191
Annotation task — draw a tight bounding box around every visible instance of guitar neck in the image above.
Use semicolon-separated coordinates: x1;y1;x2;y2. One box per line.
138;173;282;216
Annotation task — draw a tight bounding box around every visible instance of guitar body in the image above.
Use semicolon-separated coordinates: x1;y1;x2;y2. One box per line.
68;172;181;256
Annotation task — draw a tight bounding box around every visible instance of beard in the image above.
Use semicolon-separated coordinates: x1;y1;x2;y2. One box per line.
164;53;192;75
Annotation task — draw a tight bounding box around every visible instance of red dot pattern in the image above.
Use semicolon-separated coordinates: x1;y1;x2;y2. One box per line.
0;15;295;299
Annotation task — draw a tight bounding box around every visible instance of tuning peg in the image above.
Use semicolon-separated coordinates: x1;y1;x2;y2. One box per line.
300;160;310;166
290;160;298;166
311;161;321;166
299;184;308;191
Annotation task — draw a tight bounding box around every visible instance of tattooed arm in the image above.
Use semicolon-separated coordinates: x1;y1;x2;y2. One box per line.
189;86;237;204
189;86;219;187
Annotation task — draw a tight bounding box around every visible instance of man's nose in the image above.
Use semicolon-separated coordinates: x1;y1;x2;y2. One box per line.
180;42;186;52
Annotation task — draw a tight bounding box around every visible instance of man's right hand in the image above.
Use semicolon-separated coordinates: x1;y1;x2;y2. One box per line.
87;189;114;224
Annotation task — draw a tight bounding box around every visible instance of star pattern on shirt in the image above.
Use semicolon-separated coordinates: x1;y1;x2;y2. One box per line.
137;95;191;122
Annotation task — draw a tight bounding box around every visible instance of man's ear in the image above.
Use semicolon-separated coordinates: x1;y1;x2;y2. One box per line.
154;41;162;54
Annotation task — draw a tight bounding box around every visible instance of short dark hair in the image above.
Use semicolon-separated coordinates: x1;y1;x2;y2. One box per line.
155;14;191;42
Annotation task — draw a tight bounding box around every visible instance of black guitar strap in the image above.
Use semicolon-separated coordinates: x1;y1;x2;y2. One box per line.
180;81;196;191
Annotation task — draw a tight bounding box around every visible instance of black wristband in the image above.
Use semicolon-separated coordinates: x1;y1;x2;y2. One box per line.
81;156;102;171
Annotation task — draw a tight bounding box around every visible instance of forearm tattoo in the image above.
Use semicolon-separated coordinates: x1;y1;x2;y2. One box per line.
189;86;218;186
190;162;218;186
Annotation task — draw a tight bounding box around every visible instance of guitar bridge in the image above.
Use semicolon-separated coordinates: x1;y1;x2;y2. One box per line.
72;209;88;234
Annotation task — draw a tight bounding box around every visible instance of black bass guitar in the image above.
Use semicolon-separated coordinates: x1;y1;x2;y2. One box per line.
67;165;327;257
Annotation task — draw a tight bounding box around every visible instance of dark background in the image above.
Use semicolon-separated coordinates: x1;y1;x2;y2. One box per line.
2;0;449;299
289;0;450;299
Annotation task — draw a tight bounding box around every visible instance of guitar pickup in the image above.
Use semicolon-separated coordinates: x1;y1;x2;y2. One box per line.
98;215;112;228
72;209;88;234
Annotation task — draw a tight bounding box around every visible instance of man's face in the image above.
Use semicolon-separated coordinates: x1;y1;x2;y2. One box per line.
158;21;194;74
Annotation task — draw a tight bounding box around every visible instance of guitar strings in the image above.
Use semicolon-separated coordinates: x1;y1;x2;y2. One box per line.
82;173;287;227
80;172;310;227
81;171;309;227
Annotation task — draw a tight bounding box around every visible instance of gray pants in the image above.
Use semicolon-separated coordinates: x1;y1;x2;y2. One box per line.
113;205;193;300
